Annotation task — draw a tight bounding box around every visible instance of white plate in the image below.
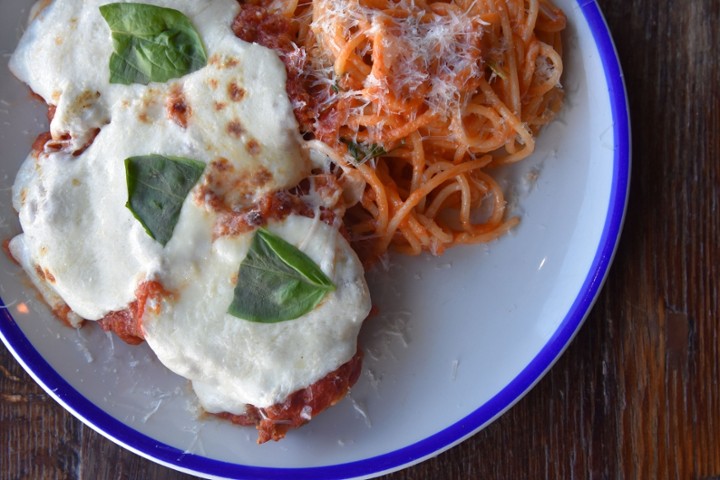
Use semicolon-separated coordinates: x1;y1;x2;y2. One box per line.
0;1;630;479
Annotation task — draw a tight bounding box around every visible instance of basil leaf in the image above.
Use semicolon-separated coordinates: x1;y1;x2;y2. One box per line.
228;229;336;323
100;3;207;85
125;154;205;246
342;139;387;164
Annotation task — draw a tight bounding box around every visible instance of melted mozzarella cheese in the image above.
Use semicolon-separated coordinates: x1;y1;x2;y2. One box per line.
11;0;309;319
10;0;241;151
11;132;163;319
144;214;370;413
10;0;369;413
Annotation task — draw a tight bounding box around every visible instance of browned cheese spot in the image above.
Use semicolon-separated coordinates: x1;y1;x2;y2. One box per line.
213;157;232;172
195;158;236;211
209;53;240;70
228;82;246;102
28;265;58;285
166;85;191;128
44;269;56;283
195;157;274;215
34;264;46;281
246;138;262;156
249;167;273;189
227;120;245;138
142;88;158;108
214;101;227;111
76;90;100;108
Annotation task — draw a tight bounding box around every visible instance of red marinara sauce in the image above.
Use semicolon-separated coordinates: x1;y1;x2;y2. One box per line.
98;280;167;345
231;2;317;134
217;349;364;443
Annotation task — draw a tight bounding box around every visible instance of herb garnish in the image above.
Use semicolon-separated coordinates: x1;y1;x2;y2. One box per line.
100;3;207;85
342;139;387;164
125;154;205;246
228;228;335;323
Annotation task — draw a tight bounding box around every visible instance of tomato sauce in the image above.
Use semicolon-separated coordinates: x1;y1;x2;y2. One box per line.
217;349;363;443
231;2;316;135
98;280;168;345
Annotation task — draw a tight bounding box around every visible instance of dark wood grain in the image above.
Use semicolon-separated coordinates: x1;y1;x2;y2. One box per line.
3;0;720;478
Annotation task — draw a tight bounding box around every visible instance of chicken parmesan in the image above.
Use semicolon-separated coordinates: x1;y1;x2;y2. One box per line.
9;0;371;442
8;0;566;443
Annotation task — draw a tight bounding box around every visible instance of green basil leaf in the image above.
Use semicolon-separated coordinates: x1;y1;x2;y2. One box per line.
125;154;205;246
100;3;207;85
228;228;336;323
341;139;387;164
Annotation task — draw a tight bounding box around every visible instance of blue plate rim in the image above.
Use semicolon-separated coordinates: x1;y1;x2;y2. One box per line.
0;1;630;478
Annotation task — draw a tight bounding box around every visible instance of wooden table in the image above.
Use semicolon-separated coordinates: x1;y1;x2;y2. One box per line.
2;0;719;478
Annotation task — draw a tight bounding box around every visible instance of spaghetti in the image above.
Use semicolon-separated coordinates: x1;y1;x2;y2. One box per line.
234;0;566;261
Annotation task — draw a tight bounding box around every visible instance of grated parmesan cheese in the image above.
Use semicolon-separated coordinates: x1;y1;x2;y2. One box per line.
310;0;487;119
